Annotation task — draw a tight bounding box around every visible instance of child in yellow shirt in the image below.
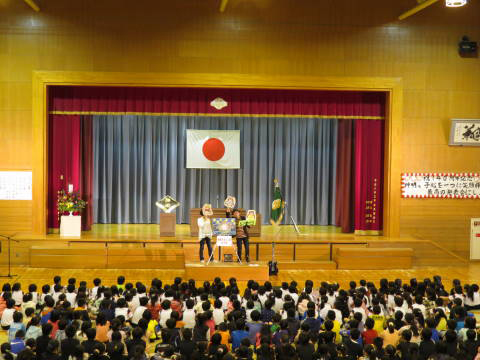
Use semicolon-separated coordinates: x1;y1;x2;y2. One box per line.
216;323;231;351
369;305;386;334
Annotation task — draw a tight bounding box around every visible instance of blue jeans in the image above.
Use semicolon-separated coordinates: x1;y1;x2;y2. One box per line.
236;237;249;260
199;237;213;261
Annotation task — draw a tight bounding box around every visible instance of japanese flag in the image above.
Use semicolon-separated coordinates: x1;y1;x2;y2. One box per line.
186;129;240;169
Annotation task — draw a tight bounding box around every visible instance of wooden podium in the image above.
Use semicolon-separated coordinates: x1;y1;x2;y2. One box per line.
189;208;261;237
159;213;176;237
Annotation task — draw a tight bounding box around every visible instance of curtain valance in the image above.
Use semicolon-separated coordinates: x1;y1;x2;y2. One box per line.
49;86;385;119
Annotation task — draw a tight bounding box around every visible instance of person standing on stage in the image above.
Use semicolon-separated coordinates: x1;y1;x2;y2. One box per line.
197;210;213;263
227;208;250;263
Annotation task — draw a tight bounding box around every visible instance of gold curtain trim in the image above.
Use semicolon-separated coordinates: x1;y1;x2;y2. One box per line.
49;111;385;120
354;229;382;236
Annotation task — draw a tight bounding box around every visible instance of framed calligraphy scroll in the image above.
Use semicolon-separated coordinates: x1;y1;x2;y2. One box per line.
402;173;480;199
0;171;32;200
449;119;480;146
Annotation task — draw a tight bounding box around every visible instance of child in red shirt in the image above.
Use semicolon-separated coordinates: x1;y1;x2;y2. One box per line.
362;317;378;345
147;296;161;320
205;311;215;338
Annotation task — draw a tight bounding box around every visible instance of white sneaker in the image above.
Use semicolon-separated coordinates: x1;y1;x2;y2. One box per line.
200;260;205;263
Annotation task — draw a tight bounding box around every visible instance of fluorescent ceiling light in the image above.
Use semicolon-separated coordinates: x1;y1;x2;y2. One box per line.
446;0;467;7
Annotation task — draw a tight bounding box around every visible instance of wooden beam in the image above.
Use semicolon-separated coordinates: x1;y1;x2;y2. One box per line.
219;0;228;13
398;0;439;20
23;0;40;12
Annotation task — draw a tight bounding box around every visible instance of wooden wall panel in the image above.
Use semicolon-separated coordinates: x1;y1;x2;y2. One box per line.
30;247;107;268
29;246;185;269
0;201;33;233
1;0;479;258
334;247;414;270
294;245;330;261
185;263;269;282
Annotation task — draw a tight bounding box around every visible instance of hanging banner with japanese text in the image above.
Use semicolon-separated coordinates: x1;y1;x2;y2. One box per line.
402;173;480;199
470;218;480;260
354;120;384;235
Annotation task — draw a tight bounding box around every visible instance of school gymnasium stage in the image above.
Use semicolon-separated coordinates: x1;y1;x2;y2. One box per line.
8;223;468;284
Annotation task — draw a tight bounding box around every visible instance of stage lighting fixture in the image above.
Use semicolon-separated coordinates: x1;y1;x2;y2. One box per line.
446;0;467;7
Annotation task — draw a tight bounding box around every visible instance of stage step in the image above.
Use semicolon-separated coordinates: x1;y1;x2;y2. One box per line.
185;262;269;281
278;261;337;270
30;246;185;269
334;247;413;270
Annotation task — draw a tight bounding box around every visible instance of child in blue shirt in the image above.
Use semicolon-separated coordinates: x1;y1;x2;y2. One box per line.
246;310;262;345
8;312;26;342
272;319;289;348
302;309;322;335
231;319;249;350
10;330;26;354
25;316;42;340
425;318;440;343
260;300;275;323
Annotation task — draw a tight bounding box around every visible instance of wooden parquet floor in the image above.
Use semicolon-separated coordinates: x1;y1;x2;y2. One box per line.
4;263;480;291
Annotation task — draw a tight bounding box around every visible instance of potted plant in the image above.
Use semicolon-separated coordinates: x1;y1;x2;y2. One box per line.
57;189;87;216
57;189;87;236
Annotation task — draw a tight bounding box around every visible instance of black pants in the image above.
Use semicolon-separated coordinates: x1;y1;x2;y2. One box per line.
199;237;213;261
236;237;249;260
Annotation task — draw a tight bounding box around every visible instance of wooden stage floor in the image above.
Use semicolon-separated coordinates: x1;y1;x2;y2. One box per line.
34;223;346;242
17;224;467;266
0;224;471;288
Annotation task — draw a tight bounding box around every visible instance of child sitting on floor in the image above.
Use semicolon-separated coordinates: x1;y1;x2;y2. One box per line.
1;299;16;330
25;315;42;340
10;330;25;355
8;312;26;342
23;307;35;327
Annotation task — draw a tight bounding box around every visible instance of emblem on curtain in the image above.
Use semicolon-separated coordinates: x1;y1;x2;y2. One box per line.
210;97;228;110
155;195;181;213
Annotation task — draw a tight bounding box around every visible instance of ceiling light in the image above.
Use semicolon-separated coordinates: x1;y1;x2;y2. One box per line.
446;0;467;7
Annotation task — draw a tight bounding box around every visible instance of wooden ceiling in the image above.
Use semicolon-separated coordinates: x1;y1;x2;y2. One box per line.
21;0;469;21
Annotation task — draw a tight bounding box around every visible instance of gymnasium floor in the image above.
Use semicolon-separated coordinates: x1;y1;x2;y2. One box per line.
0;263;478;350
1;223;477;347
3;263;480;291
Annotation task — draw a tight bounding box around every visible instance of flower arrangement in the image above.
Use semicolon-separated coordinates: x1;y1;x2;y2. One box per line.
57;189;87;215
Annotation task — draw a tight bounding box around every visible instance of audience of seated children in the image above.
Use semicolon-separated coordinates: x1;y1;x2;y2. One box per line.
0;275;478;360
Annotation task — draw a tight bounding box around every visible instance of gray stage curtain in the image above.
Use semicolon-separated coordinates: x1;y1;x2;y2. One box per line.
93;115;337;225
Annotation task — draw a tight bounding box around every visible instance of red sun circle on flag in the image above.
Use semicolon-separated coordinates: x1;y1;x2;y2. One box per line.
202;138;225;161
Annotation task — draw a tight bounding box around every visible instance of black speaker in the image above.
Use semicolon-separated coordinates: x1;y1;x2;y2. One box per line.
458;36;478;57
268;260;278;275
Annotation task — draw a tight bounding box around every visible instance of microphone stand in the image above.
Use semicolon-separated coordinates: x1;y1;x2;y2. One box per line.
0;234;18;278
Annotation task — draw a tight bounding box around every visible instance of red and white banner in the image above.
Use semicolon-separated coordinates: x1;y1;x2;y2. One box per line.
186;130;240;169
471;219;480;260
401;173;480;198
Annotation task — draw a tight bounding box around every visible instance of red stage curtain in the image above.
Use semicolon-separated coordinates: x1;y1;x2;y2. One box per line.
335;119;355;233
47;85;386;233
354;119;384;234
49;86;385;119
48;115;93;231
